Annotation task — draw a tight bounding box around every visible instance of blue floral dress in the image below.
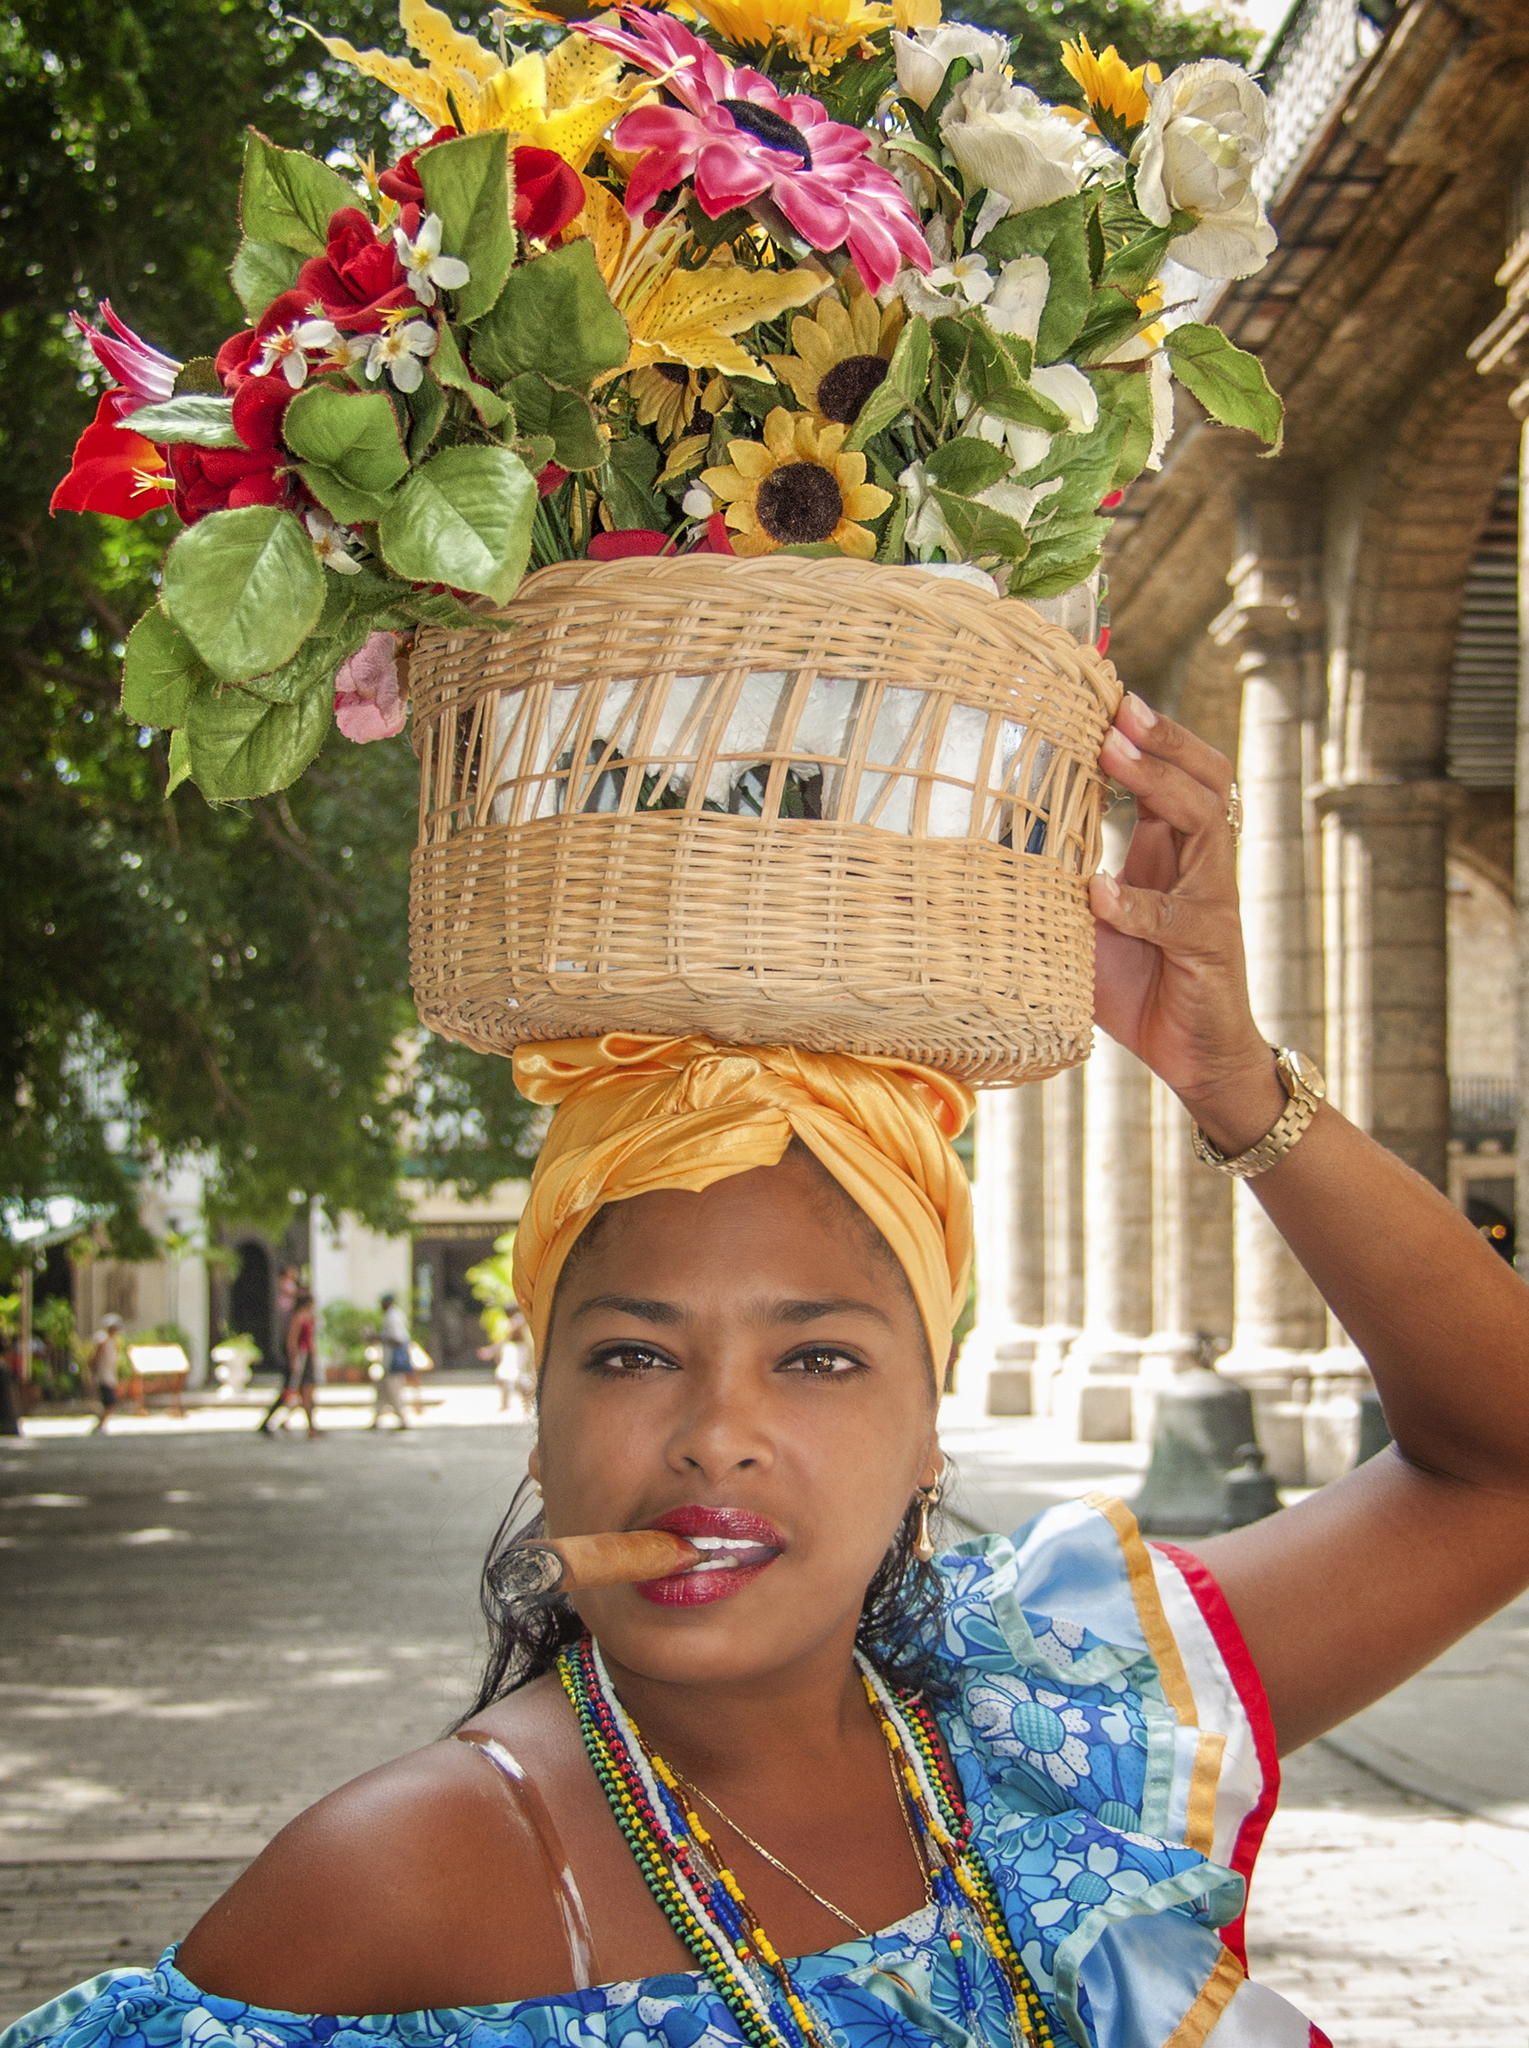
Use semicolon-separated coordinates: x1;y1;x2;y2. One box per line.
1;1498;1326;2048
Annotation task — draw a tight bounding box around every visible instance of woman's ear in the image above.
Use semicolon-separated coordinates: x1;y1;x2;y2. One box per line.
528;1441;542;1485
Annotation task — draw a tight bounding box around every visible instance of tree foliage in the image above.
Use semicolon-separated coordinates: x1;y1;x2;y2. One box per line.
1;0;1245;1249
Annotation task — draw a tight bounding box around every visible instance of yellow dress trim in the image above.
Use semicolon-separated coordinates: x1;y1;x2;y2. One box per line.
1163;1943;1246;2048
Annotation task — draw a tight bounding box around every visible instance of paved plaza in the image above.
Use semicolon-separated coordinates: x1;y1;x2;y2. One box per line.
2;1391;1527;2041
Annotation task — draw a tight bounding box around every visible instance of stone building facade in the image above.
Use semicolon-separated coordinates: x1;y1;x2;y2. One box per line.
967;0;1527;1483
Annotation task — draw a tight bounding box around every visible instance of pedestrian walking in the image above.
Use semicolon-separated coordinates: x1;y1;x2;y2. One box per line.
370;1294;413;1432
491;1308;532;1417
258;1290;320;1438
86;1313;123;1435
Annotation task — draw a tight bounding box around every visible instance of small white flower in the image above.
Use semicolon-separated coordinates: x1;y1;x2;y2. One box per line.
926;250;994;306
305;507;363;575
365;317;438;393
681;482;715;520
892;21;1008;112
394;211;472;306
1133;59;1276;280
253;312;341;389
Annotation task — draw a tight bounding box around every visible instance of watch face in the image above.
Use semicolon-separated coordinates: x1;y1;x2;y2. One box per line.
1283;1048;1327;1101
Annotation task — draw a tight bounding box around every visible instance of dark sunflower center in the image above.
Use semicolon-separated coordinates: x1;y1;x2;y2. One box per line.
756;459;843;543
720;97;813;166
655;363;690;385
816;353;889;426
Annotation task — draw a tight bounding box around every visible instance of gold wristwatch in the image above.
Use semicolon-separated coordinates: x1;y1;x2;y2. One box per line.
1190;1046;1326;1179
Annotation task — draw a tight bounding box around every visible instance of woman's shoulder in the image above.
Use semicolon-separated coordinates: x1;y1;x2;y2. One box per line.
173;1677;578;2017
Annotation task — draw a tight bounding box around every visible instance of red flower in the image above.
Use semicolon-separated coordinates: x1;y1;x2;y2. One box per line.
537;461;569;498
584;517;733;560
377;126;460;206
50;392;173;520
169;440;289;524
297;209;413;333
513;148;583;242
70;304;180;418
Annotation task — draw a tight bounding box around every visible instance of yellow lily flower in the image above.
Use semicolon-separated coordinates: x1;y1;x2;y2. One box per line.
671;0;896;74
307;0;648;170
570;179;831;384
1060;34;1160;133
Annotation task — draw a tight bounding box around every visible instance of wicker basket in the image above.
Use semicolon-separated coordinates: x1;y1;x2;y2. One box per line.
408;555;1121;1085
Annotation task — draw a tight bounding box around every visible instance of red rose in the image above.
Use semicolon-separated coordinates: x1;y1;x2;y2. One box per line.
537;461;569;498
50;391;173;521
297;209;412;333
169;440;289;523
169;336;295;523
513;148;583;243
377;126;460;207
586;528;669;560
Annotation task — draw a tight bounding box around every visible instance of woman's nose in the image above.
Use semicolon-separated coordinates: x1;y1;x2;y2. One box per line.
663;1370;775;1481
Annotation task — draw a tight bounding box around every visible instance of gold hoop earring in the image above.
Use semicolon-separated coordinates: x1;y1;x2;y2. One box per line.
912;1474;943;1564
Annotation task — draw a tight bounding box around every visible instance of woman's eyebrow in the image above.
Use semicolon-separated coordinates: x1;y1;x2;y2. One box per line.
570;1292;893;1327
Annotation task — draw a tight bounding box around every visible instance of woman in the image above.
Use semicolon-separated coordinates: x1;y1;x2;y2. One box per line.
9;697;1529;2047
258;1289;320;1439
85;1313;123;1435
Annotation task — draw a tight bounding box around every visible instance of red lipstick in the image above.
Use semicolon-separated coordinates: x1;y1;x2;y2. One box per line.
635;1504;785;1606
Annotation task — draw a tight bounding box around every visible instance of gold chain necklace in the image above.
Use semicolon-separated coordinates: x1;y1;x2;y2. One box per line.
672;1705;933;1942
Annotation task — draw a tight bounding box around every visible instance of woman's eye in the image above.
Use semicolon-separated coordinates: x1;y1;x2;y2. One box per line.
587;1345;670;1375
782;1349;864;1377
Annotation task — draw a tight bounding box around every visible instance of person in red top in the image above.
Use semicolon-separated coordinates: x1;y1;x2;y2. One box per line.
258;1290;320;1439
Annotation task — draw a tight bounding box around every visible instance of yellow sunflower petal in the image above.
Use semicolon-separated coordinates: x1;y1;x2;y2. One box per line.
789;320;837;371
763;410;796;458
700;464;751;502
766;357;822;411
729;440;778;479
842;482;894;520
833;520;880;559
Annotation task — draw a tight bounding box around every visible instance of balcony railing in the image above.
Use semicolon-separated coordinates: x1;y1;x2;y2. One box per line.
1253;0;1387;204
1451;1075;1519;1145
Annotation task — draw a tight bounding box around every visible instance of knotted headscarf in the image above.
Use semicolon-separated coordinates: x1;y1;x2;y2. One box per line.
510;1033;975;1382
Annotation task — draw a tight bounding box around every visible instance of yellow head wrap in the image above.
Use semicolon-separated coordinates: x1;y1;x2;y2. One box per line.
510;1033;975;1384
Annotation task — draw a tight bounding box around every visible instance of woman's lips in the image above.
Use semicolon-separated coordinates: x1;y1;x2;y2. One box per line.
636;1504;785;1605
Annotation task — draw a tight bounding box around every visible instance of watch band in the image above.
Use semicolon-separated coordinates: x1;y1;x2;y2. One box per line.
1190;1047;1323;1180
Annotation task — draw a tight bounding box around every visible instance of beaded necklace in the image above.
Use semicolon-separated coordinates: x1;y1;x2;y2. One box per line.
556;1638;1054;2048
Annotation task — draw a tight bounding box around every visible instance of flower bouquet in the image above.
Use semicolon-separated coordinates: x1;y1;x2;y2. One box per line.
54;0;1281;1078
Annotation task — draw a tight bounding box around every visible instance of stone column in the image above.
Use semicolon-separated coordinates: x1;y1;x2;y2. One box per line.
966;1084;1047;1415
1209;499;1328;1477
1056;801;1154;1440
1138;1078;1235;1437
1032;1064;1085;1415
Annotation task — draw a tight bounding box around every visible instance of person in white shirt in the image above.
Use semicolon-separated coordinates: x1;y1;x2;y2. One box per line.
88;1314;123;1435
371;1294;412;1431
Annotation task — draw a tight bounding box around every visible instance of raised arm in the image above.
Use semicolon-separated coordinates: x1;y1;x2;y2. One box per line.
1088;691;1529;1755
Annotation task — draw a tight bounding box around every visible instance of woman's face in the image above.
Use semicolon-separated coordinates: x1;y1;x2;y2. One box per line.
533;1148;940;1689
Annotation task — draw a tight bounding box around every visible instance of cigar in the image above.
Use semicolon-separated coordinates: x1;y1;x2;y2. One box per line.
491;1530;700;1602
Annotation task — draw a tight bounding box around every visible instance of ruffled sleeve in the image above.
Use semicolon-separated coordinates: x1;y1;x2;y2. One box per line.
930;1495;1327;2048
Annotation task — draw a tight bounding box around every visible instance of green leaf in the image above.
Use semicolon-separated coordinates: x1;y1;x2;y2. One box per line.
1164;322;1284;451
471;240;628;390
1099;225;1174;296
407;373;450;462
297;465;393;527
881;135;964;208
239;620;367;703
875;493;907;565
283;384;409;496
166;728;192;796
1009;526;1107;598
174;356;222;397
230;236;302;321
377;444;536;603
599;432;662;529
979;194;1094;363
845;316;930;453
162;504;326;682
433;322;510;429
1091;368;1156;488
507;373;604;469
239;129;356;256
419;130;514;326
122;605;213;729
929;489;1029;562
922;436;1011;496
185;676;333;801
124;395;240;448
1073;292;1160;365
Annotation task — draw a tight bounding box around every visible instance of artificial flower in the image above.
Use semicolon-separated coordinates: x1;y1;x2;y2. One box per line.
585;517;732;557
299;209;413;332
579;9;930;295
334;632;408;741
253;312;343;388
971;359;1098;472
309;0;648;170
1133;59;1276;280
1060;36;1159;135
983;253;1050;346
892;22;1007;113
393;210;471;305
940;69;1108;214
681;0;895;76
69;305;180;419
378;126;460;205
899;456;1061;561
49;393;173;519
511;147;585;241
767;277;905;428
893;0;941;25
168;437;287;524
629;363;726;442
571;178;829;383
701;407;891;557
365;314;438;392
924;250;994;305
306;507;364;575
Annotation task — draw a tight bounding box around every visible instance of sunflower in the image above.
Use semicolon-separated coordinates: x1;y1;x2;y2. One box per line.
1060;35;1160;138
630;363;726;442
701;408;892;558
767;278;904;430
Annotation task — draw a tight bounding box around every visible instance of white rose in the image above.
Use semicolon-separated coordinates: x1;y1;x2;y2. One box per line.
1133;59;1277;280
892;22;1008;113
971;361;1099;474
984;255;1050;347
940;72;1107;215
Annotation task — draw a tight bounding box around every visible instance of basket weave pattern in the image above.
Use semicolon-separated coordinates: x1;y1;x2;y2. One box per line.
409;556;1121;1084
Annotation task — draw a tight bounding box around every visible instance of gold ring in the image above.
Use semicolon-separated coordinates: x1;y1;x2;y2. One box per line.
1225;781;1243;844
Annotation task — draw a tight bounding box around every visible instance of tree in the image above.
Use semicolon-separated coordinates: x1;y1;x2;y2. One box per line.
2;0;1246;1252
966;0;1254;99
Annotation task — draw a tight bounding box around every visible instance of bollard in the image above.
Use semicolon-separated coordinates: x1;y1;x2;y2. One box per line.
1130;1365;1262;1537
1222;1442;1283;1529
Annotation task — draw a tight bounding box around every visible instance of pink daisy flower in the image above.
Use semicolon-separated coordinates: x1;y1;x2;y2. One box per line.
577;7;930;294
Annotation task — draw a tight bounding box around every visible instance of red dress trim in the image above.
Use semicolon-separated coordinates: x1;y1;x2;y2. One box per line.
1150;1541;1282;1968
